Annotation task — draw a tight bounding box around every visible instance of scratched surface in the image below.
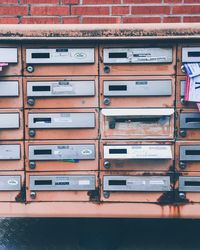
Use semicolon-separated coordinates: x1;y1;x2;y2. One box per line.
0;218;199;250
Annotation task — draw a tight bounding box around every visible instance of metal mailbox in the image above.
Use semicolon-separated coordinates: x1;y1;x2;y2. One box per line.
0;45;21;76
101;108;174;139
177;45;200;75
101;172;173;203
0;110;23;140
101;76;174;108
177;110;200;140
101;140;174;171
26;171;98;202
175;141;200;171
0;78;23;108
24;76;98;108
0;141;24;171
23;45;98;76
25;109;98;140
0;171;24;202
100;45;175;76
26;140;98;171
176;76;197;109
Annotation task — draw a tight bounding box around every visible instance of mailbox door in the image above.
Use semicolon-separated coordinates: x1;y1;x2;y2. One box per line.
177;44;200;76
0;45;22;76
0;171;24;202
101;171;173;203
0;77;23;108
0;109;23;140
0;141;24;171
24;76;98;108
178;110;200;140
101;108;174;139
101;140;174;172
100;44;176;76
176;76;197;109
25;140;98;171
100;76;175;108
25;109;98;140
23;45;98;76
26;171;98;202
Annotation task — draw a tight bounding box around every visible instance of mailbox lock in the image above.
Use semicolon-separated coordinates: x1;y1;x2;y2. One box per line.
181;65;186;73
179;161;186;169
29;161;36;169
179;192;186;200
104;98;111;106
181;98;187;106
104;161;111;169
103;191;110;199
104;65;110;74
30;191;36;199
29;129;36;137
180;130;187;137
109;118;116;129
26;65;34;73
27;98;35;106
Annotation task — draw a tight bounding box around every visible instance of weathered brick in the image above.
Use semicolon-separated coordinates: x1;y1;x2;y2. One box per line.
21;17;60;23
173;5;200;14
62;17;80;23
0;6;28;15
183;16;200;22
132;6;170;15
31;6;69;15
72;6;109;15
112;6;130;15
83;0;120;4
163;16;181;22
124;0;162;3
21;0;59;4
123;16;161;23
82;16;121;23
0;17;18;23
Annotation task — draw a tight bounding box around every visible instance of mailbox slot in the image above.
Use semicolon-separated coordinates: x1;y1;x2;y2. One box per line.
180;113;200;129
0;48;18;63
103;48;172;64
180;145;200;162
26;48;95;64
182;47;200;63
0;113;19;129
179;177;200;192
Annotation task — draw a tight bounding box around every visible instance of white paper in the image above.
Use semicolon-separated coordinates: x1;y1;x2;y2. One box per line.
188;75;200;102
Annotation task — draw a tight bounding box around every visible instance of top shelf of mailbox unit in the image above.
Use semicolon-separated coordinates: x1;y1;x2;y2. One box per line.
0;23;199;41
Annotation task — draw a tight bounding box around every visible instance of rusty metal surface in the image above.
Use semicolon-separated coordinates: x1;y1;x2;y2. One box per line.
0;23;199;40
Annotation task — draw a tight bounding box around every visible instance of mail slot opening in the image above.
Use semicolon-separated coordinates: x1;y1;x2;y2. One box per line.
188;51;200;57
31;53;50;59
109;149;127;154
113;117;165;123
109;180;126;185
55;181;69;185
186;118;200;123
32;86;51;92
56;48;68;52
34;149;52;155
185;181;200;186
109;52;127;58
34;180;52;185
33;118;51;123
109;85;127;91
186;150;200;155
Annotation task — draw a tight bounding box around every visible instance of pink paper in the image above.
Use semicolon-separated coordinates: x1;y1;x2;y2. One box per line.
197;103;200;111
184;75;190;101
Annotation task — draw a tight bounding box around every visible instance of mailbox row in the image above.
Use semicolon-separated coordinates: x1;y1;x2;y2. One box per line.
1;44;199;77
2;170;200;203
1;108;200;140
2;140;200;172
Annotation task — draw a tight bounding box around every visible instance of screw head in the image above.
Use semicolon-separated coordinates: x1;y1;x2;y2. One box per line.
104;161;111;169
179;161;186;169
179;192;186;200
29;161;36;169
181;65;186;73
104;97;111;106
29;129;36;137
27;98;35;106
30;191;36;199
180;130;187;137
104;65;110;74
181;98;187;106
103;191;110;199
26;65;34;73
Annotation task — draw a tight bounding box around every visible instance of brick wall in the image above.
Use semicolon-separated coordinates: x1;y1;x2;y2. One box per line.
0;0;199;24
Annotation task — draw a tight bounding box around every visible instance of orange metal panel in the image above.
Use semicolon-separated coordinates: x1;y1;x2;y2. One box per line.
26;171;99;202
25;140;98;172
100;140;174;172
100;75;175;108
24;76;98;109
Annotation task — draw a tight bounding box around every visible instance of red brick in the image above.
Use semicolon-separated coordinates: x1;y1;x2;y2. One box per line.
112;6;130;15
0;17;18;23
173;5;200;14
31;6;69;15
0;0;18;4
21;17;60;24
183;16;200;22
164;0;182;3
184;0;200;2
62;0;80;4
163;16;181;22
123;16;161;23
62;17;80;23
132;6;170;15
82;17;121;23
0;6;28;15
83;0;120;4
71;6;109;15
124;0;162;3
21;0;59;4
